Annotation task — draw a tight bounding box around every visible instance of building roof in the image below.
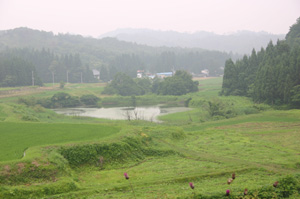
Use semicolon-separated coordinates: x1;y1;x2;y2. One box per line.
92;69;100;76
156;72;173;75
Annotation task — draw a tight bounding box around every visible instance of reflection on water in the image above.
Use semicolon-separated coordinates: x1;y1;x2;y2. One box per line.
54;106;191;122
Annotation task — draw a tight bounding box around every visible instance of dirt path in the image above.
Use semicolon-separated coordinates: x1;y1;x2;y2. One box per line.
0;86;58;98
192;77;218;81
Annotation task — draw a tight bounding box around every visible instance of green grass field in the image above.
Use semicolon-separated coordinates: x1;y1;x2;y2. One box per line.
0;122;121;161
1;78;300;199
0;83;106;103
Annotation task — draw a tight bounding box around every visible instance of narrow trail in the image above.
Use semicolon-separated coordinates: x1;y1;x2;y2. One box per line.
0;86;58;99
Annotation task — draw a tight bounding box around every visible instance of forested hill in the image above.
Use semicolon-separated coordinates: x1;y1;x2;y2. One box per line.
100;28;285;55
221;17;300;107
0;27;240;86
0;27;160;63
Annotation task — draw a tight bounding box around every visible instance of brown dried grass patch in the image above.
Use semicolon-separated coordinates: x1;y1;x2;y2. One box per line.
17;162;26;173
1;165;11;175
32;160;40;167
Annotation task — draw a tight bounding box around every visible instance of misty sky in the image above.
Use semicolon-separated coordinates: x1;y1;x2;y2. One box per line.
0;0;299;37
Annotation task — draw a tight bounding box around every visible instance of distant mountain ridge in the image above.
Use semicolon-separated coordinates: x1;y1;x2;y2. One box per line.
0;27;239;78
100;28;285;54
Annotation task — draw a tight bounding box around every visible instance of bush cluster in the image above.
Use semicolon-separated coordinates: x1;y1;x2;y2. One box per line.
188;98;268;121
18;93;100;108
103;70;199;96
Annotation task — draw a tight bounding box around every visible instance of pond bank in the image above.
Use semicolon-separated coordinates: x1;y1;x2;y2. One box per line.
54;106;192;122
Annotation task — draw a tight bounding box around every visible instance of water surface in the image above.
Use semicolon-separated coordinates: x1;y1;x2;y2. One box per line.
54;106;191;122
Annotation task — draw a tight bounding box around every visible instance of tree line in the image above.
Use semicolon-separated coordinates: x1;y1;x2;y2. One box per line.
0;27;240;85
0;51;42;87
221;17;300;107
98;50;231;81
0;47;233;87
0;48;95;87
102;70;198;96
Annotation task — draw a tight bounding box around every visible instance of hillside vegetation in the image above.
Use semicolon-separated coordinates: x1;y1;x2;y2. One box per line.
0;78;300;198
221;17;300;107
0;27;239;86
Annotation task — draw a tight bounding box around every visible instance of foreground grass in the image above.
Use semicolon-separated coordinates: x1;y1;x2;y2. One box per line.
25;109;299;199
1;78;300;198
0;122;121;161
1;109;299;198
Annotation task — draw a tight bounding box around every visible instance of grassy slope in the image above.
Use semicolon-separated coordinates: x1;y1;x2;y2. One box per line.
159;77;266;124
0;122;121;161
49;109;300;199
0;78;300;198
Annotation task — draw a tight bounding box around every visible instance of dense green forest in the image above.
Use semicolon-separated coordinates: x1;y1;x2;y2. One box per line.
0;28;240;86
0;48;95;86
221;17;300;107
0;51;42;87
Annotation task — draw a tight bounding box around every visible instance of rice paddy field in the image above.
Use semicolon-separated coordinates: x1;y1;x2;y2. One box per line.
0;78;300;198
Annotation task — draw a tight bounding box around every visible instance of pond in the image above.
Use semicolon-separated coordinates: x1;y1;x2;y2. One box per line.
54;106;191;122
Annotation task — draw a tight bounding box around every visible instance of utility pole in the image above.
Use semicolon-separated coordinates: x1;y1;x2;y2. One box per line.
80;72;83;83
52;72;55;86
67;70;69;84
32;71;35;86
99;68;101;81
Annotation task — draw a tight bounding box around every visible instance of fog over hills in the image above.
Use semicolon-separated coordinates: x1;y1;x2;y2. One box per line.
0;27;240;79
100;28;285;54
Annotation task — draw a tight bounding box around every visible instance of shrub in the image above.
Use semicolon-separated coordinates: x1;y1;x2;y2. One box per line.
80;94;100;106
51;92;80;108
36;92;82;108
37;98;52;108
59;81;65;89
38;93;102;108
276;175;299;198
17;97;37;106
21;115;39;122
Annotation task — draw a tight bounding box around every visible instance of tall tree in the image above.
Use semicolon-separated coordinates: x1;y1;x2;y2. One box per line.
49;60;59;86
221;18;300;106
